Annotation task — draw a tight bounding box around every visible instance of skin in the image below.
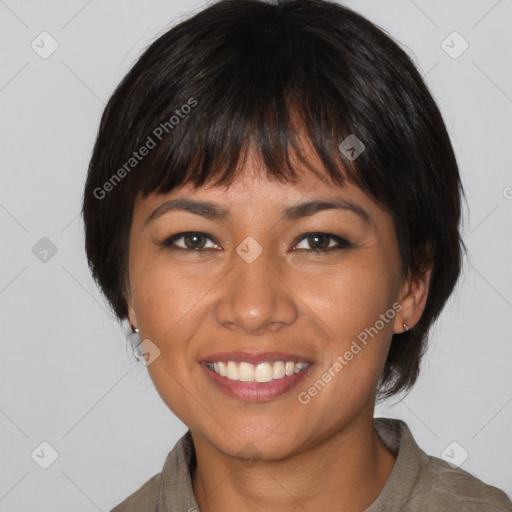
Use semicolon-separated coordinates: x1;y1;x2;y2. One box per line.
126;144;431;512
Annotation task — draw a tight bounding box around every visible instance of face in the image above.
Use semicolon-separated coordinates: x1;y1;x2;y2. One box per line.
126;146;429;461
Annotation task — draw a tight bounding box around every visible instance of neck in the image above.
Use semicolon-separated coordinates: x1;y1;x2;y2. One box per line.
191;415;397;512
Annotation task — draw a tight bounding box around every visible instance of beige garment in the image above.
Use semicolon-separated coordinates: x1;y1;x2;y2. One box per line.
111;417;512;511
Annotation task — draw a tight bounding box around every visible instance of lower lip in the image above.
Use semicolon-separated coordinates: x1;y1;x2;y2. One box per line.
201;363;313;402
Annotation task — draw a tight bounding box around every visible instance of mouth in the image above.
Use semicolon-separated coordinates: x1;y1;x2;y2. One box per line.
200;352;313;402
204;360;310;382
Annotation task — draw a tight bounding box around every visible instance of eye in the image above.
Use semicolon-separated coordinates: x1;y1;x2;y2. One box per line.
159;232;221;251
292;232;352;253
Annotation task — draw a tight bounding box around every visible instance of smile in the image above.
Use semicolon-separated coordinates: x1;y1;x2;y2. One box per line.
201;352;314;402
204;360;311;383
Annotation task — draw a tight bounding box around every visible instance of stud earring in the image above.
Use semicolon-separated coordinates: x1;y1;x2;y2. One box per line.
133;327;139;333
403;323;409;331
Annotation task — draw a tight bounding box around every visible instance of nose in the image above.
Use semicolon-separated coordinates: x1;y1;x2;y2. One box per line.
214;250;299;335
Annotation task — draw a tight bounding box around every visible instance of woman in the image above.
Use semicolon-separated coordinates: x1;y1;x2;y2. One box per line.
82;0;512;510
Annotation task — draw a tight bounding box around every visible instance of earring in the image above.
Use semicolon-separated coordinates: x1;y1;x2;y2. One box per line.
403;322;409;331
124;320;141;357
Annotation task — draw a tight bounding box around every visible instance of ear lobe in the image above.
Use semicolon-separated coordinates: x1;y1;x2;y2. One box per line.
393;264;432;333
125;288;138;332
127;303;138;332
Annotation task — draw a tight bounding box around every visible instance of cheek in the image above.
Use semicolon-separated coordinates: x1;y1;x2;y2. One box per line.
130;252;209;341
292;255;399;403
299;256;399;342
130;258;211;422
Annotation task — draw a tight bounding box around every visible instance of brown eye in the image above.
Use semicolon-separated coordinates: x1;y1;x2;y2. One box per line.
293;233;352;252
306;234;331;250
160;232;220;250
181;233;208;249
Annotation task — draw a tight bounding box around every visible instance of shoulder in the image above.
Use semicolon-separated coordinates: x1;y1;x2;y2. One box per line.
109;430;197;512
110;472;161;512
373;418;512;511
408;453;512;511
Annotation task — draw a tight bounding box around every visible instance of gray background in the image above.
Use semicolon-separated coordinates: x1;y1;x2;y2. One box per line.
1;0;511;510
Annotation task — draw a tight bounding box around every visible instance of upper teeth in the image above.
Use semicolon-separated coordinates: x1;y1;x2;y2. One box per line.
207;361;310;382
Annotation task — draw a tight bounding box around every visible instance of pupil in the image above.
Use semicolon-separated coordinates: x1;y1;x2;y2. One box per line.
310;234;328;250
186;234;205;249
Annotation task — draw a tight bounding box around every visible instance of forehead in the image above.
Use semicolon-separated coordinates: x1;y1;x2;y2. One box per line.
133;143;380;219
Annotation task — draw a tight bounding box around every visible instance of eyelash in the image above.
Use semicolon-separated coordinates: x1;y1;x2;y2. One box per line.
157;231;352;253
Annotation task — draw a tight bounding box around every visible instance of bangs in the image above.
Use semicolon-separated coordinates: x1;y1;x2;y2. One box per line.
113;4;367;200
136;93;357;197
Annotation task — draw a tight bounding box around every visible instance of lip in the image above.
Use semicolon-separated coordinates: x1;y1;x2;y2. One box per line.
200;352;314;402
201;351;313;365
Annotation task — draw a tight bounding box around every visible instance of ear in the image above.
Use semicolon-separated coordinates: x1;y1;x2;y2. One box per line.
127;303;138;332
393;264;432;334
125;284;138;332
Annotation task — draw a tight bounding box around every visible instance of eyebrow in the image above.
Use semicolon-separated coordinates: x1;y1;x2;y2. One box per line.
144;197;372;226
282;198;371;224
144;198;230;225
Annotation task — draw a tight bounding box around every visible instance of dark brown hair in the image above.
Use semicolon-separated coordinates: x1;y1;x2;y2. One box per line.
82;0;466;397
